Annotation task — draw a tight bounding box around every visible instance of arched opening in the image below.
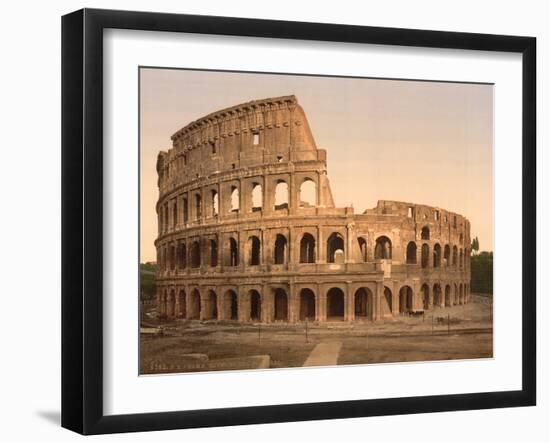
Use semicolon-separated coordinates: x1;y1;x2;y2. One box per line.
459;284;464;304
452;245;458;266
167;290;176;317
195;193;202;219
190;289;201;319
173;201;178;226
248;236;261;266
299;178;316;207
274;234;288;265
421;226;430;240
205;290;218;320
354;288;373;320
300;233;316;263
251;183;262;212
459;249;464;269
211;190;219;216
421;284;430;310
327;232;345;263
444;244;451;266
169;244;175;270
375;236;392;259
433;284;442;308
327;287;345;320
406;241;417;264
433;243;442;268
399;286;413;313
178;290;186;318
445;285;451;306
230;186;239;212
210;239;218;267
224;290;238;320
274;289;288;321
177;243;186;269
190;241;200;268
249;290;262;321
383;287;393;315
229;237;238;266
274;180;289;210
358;237;368;262
299;289;316;321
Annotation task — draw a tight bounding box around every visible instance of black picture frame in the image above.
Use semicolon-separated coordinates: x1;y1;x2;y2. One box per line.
61;8;536;435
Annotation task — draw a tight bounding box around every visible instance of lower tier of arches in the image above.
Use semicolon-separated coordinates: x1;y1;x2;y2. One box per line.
156;280;471;323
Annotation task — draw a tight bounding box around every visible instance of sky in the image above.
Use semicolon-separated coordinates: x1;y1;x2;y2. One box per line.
140;68;493;263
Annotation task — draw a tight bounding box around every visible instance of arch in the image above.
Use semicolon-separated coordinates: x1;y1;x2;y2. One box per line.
274;289;288;321
249;290;262;321
299;178;316;207
229;237;239;266
274;180;289;210
459;249;464;268
299;288;316;321
178;289;186;318
230;186;239;212
173;201;178;226
251;183;262;212
167;289;176;317
382;286;393;315
433;283;442;307
420;243;430;268
274;234;288;265
327;232;345;263
210;239;218;267
300;233;316;263
248;236;261;266
189;289;201;319
433;243;442;268
421;226;430;240
211;190;219;216
406;241;417;264
195;193;202;219
327;287;345;320
399;286;413;314
443;244;451;266
354;288;373;320
445;284;451;306
224;290;238;320
421;284;430;310
205;290;218;320
452;245;458;266
177;242;187;269
358;237;368;262
375;236;392;260
160;289;167;317
190;241;200;268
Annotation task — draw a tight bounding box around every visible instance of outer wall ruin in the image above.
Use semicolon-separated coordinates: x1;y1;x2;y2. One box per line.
154;95;471;323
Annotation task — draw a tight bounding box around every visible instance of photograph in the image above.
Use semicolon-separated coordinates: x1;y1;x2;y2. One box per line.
139;67;494;374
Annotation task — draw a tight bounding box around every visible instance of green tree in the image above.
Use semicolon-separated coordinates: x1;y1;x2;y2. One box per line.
470;251;493;294
471;236;480;255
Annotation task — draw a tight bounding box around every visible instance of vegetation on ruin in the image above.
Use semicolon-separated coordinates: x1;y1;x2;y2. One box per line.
470;251;493;295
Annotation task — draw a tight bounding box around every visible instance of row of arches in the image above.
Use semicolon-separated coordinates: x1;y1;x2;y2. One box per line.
405;242;467;269
159;177;318;233
158;233;396;271
158;287;378;322
159;281;470;322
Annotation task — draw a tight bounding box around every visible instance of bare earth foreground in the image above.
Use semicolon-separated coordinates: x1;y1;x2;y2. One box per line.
140;294;492;374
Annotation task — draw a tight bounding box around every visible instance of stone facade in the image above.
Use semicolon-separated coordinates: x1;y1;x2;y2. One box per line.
155;95;471;323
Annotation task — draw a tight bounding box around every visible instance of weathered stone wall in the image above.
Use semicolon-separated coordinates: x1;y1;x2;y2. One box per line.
155;96;471;323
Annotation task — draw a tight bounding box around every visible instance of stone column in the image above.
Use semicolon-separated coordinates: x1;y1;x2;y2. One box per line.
199;290;206;321
346;282;354;322
239;287;250;323
346;223;355;263
289;281;297;323
261;284;271;323
318;227;326;263
374;281;383;320
392;281;400;315
318;284;326;321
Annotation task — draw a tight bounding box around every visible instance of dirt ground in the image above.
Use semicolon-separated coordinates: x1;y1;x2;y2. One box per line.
140;294;493;374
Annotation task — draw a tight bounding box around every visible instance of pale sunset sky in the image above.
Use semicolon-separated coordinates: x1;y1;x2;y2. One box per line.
140;68;493;263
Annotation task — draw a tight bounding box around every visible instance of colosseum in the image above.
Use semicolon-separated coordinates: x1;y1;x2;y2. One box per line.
155;95;471;324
